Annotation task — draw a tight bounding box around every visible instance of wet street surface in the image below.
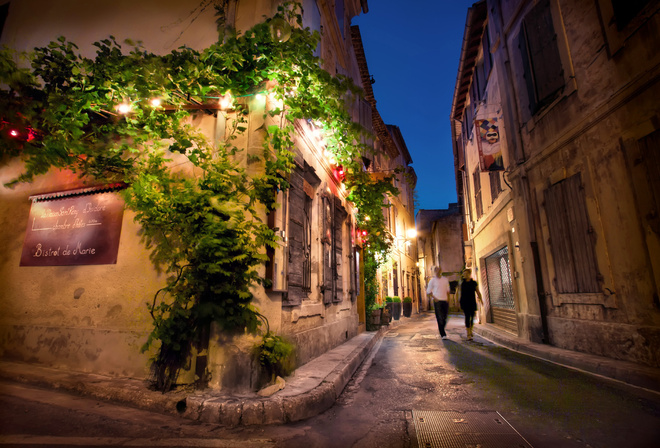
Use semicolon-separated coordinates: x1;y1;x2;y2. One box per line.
1;312;659;447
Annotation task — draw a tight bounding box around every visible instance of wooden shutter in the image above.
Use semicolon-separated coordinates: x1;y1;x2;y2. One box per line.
523;0;564;108
284;167;306;306
333;197;347;303
474;169;483;219
545;174;600;293
322;195;333;304
482;25;492;79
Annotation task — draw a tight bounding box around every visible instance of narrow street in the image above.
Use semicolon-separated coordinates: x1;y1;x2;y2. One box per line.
271;312;660;448
1;313;659;447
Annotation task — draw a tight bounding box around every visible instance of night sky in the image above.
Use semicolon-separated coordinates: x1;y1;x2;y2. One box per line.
353;0;477;212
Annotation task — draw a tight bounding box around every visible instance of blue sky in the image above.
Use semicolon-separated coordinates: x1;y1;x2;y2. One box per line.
352;0;477;211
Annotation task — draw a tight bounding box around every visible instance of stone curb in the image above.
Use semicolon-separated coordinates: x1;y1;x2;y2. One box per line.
182;325;388;426
0;362;188;417
473;323;660;393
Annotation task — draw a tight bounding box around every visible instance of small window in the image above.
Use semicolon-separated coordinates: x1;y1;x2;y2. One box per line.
490;171;502;202
473;169;483;219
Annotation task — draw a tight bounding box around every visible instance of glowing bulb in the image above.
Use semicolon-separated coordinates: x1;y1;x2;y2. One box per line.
365;216;370;221
117;103;132;114
150;98;162;107
406;229;417;239
219;92;234;110
9;129;19;137
255;93;265;101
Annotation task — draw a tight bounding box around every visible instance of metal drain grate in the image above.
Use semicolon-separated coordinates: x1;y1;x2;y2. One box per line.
411;410;533;448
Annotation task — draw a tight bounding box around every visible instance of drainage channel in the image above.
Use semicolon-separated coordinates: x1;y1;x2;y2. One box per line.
411;410;533;448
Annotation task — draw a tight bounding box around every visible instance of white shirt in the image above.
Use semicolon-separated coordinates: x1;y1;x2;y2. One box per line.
426;276;450;302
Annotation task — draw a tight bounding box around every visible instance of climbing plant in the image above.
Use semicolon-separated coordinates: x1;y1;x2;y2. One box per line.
0;1;396;391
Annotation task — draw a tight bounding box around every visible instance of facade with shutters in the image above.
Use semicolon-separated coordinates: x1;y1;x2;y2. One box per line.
452;0;660;368
0;0;379;391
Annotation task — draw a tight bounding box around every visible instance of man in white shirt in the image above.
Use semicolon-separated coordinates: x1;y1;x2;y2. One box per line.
426;266;451;339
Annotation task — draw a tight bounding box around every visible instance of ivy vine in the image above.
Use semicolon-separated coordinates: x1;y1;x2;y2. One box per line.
0;1;397;391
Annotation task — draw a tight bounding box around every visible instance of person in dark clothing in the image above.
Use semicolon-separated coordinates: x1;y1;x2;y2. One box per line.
459;269;483;340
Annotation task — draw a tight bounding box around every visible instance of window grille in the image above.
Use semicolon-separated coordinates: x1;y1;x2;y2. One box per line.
485;246;515;310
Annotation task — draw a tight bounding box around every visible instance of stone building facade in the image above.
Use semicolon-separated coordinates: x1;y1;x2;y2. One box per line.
417;204;464;312
0;0;382;391
452;0;660;368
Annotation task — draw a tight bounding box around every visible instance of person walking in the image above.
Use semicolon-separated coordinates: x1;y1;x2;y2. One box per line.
426;266;451;339
459;269;483;340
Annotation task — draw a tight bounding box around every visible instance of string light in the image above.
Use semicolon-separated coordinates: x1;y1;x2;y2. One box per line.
116;103;132;114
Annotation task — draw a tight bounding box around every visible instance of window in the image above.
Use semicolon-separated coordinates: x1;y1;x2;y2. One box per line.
473;169;483;219
545;173;600;293
490;171;502;202
518;0;565;113
611;0;652;30
335;0;345;38
596;0;657;55
393;262;399;297
283;164;319;306
484;246;515;310
321;194;346;304
0;3;8;40
267;189;289;292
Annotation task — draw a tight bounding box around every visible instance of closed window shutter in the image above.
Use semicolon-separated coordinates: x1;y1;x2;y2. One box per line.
284;168;306;306
322;195;334;304
545;174;600;293
474;170;483;218
333;197;347;303
523;0;564;108
482;25;492;79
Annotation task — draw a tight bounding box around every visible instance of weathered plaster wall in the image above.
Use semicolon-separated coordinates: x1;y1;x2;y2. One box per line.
504;0;660;366
0;0;219;56
0;166;164;378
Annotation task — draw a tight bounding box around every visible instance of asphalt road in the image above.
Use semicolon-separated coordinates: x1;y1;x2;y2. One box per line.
1;313;659;448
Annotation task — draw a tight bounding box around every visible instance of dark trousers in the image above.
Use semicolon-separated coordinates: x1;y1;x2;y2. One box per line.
433;300;449;337
463;308;476;328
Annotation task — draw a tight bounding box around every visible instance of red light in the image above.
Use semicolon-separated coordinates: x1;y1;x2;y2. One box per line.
9;129;19;137
361;230;367;236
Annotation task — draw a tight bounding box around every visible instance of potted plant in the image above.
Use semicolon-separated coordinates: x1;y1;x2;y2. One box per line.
388;296;402;320
380;305;391;325
403;296;413;317
367;306;382;330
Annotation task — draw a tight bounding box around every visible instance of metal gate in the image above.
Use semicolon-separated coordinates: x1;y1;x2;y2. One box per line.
484;246;517;333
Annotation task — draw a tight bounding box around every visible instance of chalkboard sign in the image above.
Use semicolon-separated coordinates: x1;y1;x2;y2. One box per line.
20;186;125;266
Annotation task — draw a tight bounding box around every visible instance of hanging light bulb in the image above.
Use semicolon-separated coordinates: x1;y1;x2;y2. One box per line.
270;17;292;42
219;92;234;110
116;103;132;114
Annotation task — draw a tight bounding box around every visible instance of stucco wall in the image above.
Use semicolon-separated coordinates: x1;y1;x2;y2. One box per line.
0;165;163;377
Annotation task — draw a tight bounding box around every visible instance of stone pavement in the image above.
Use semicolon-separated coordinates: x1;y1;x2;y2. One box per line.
1;311;659;428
